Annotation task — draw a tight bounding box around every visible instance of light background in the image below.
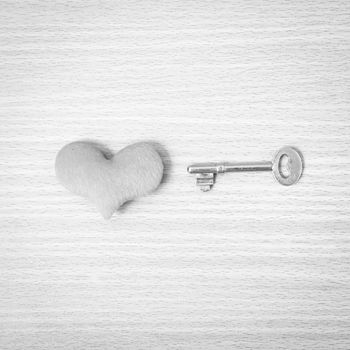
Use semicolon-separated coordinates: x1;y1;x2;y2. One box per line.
1;1;350;349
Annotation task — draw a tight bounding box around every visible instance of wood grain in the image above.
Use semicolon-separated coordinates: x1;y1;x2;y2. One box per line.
1;1;350;349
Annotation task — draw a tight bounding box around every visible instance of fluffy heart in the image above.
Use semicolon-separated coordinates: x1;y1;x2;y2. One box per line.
55;141;164;219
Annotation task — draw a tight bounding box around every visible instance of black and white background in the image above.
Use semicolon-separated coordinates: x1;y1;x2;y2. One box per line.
1;1;350;349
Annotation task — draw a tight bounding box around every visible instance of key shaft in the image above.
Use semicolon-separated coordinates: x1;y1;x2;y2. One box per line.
187;161;272;174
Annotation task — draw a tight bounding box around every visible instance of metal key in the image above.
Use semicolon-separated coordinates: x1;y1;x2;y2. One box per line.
187;146;303;191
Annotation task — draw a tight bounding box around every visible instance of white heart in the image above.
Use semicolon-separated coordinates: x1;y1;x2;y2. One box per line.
55;141;164;219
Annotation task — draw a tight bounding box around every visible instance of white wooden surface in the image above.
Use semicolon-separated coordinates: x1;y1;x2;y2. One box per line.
1;1;350;349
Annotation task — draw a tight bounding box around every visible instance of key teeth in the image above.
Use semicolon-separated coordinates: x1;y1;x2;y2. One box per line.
200;185;212;192
196;173;215;191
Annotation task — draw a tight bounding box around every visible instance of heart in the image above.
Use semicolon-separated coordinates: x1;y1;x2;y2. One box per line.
55;141;164;219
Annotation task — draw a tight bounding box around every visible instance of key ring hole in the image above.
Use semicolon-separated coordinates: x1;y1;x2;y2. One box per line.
272;146;303;186
278;154;291;179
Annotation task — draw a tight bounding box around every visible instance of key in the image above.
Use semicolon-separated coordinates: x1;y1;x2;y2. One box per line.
187;146;303;191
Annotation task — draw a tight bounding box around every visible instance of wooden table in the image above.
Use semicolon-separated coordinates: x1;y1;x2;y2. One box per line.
1;1;350;349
